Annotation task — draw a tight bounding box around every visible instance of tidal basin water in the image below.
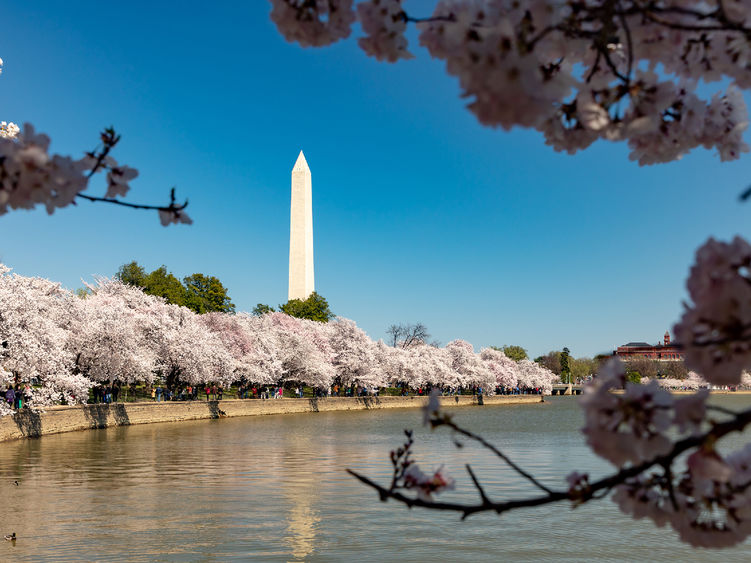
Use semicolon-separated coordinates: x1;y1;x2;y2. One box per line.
2;396;751;562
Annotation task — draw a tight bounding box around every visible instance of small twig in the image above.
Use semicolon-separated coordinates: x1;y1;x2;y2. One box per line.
617;4;634;84
585;50;603;83
439;417;554;494
405;14;456;24
600;47;630;84
465;464;493;507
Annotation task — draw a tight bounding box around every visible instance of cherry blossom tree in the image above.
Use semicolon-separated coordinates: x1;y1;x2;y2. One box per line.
200;312;258;380
71;279;159;384
445;339;496;389
156;304;235;387
328;318;386;388
0;264;90;412
480;347;519;388
235;314;285;384
263;312;336;388
516;358;557;394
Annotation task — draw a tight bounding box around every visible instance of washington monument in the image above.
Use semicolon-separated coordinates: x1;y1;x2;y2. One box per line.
288;150;314;300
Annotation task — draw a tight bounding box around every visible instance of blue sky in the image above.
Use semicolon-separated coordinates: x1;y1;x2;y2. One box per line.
1;1;749;359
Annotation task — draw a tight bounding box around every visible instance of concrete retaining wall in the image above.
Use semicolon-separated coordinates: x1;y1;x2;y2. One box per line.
0;394;542;442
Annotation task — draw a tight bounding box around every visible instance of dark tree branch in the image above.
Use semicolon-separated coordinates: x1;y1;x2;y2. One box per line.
76;190;188;213
350;403;751;518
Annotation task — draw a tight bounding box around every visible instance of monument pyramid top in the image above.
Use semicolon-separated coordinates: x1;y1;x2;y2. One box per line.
292;150;309;173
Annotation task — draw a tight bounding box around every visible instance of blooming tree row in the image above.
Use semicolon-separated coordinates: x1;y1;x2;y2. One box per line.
0;266;557;417
645;371;751;390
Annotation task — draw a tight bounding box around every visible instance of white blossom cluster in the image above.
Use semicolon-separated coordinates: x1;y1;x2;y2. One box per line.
612;442;751;548
269;0;751;163
0;265;557;416
579;347;751;547
581;359;677;468
270;0;357;47
0;121;19;139
672;237;751;386
357;0;413;61
402;463;456;500
0;123;93;215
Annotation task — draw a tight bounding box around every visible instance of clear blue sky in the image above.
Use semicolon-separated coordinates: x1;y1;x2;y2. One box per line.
1;1;749;359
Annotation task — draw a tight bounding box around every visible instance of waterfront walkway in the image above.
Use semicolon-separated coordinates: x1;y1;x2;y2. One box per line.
0;394;542;442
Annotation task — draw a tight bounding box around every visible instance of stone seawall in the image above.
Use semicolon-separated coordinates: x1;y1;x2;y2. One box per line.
0;394;542;442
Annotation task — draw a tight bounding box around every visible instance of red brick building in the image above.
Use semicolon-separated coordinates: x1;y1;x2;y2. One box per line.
614;331;684;361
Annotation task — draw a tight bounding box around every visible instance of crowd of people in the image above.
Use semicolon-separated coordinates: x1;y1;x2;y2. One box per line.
2;381;540;411
3;384;32;410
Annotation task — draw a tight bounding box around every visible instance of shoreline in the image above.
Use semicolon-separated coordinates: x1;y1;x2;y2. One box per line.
0;394;543;442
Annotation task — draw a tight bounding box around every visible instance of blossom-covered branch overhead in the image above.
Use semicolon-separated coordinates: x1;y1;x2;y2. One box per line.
270;0;751;164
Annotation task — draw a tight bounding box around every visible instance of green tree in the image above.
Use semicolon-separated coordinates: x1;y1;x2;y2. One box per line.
73;287;91;299
279;292;334;323
115;262;236;314
252;303;275;316
492;345;528;362
115;261;147;287
183;273;235;313
626;371;642;385
142;266;187;306
560;347;571;383
570;357;597;382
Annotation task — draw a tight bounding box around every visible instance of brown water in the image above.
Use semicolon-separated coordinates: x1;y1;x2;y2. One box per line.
1;396;750;562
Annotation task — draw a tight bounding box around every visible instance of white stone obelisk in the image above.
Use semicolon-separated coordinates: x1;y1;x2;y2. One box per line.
288;150;315;301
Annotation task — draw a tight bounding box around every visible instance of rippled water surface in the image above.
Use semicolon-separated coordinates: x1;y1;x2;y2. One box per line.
2;396;751;561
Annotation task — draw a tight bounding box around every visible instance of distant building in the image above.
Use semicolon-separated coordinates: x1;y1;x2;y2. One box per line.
614;331;684;361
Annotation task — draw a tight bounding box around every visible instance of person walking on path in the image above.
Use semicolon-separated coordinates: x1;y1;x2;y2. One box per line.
205;386;211;401
151;387;156;401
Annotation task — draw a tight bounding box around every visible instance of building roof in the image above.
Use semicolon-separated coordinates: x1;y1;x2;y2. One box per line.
622;342;652;347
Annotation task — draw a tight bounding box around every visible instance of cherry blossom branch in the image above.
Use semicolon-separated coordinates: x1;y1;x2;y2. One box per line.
86;127;120;178
76;187;189;214
349;404;751;519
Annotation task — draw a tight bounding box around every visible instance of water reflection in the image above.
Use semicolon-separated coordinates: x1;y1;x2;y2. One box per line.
280;427;322;559
1;397;751;561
